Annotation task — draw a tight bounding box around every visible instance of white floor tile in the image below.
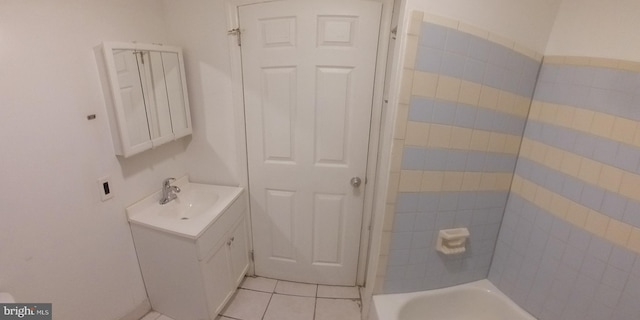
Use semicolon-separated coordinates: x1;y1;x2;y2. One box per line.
216;317;236;320
156;316;175;320
139;311;161;320
221;289;271;320
315;298;361;320
274;280;317;297
263;294;315;320
240;276;278;293
317;285;360;299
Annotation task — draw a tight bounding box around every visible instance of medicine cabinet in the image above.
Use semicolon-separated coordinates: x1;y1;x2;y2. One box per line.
97;42;192;158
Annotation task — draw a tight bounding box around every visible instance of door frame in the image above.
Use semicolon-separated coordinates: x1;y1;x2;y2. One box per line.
224;0;395;286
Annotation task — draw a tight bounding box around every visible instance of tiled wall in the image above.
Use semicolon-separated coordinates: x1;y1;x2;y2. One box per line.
378;12;542;293
489;57;640;320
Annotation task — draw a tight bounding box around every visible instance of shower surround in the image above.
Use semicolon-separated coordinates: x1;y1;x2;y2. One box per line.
379;9;640;320
379;11;541;293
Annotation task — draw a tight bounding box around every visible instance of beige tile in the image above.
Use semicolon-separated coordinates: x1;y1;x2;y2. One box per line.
408;11;423;36
458;81;481;105
597;165;622;192
577;158;602;185
461;172;482;191
605;220;632;246
399;69;414;104
421;171;444;192
274;280;317;297
619;172;640;201
404;121;429;146
427;124;452;148
566;202;588;227
449;127;473;149
585;210;609;237
571;109;595;132
140;312;161;320
399;170;423;192
241;276;278;293
590;112;615;137
478;86;499;109
627;228;640;254
435;76;461;101
315;298;361;320
263;294;315;320
610;117;637;145
412;71;438;98
555;104;575;126
221;289;271;320
539;102;558;122
317;285;360;299
442;171;464;191
423;13;458;29
404;35;419;69
487;132;507;153
469;130;491;151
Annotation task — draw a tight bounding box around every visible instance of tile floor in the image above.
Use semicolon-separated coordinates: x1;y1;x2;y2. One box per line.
140;276;362;320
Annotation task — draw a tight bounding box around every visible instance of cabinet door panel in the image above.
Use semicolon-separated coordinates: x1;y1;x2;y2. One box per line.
201;242;234;317
162;52;192;138
147;51;174;146
229;216;250;286
113;49;151;149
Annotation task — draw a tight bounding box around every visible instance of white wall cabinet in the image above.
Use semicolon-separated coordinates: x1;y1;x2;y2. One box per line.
129;193;250;320
97;42;192;158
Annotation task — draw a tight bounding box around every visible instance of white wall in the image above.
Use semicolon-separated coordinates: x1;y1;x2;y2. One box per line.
545;0;640;61
162;0;243;187
405;0;562;53
0;1;191;319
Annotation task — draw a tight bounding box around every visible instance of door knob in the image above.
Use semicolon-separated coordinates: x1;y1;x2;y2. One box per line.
350;177;362;188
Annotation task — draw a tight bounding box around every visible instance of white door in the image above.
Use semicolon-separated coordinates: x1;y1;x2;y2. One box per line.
240;0;382;285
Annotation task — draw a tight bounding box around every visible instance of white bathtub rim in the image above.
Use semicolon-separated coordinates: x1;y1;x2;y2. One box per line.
371;279;536;320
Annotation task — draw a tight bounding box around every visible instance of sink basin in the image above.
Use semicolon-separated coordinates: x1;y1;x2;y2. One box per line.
127;176;243;239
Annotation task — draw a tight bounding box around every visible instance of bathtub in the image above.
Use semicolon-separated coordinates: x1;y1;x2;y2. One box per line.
370;280;536;320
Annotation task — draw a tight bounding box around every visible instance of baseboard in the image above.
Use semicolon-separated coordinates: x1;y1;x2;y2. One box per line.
119;299;151;320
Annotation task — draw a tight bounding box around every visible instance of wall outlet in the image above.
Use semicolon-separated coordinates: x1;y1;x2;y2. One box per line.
98;176;113;201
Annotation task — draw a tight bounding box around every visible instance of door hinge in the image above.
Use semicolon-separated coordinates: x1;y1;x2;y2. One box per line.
249;250;254;262
228;28;242;46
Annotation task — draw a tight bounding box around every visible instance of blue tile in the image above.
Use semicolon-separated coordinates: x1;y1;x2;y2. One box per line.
601;265;629;290
573;134;596;158
454;209;473;226
608;246;636;273
410;231;433;249
396;192;421;212
568;228;591;252
534;209;554;233
388;248;411;266
593;137;620;164
580;184;605;211
391;232;413;250
418;192;440;211
419;23;448;48
393;212;417;232
444;30;470;55
550;218;572;242
453;103;477;128
463;58;486;83
538;64;559;83
467;35;491;62
614;144;640;172
601;192;627;220
445;150;468;171
622;202;640;228
402;147;427;170
581;255;606;281
457;192;477;210
431;100;457;125
487;44;510;68
465;151;487;172
408;97;434;122
423;148;448;170
414;211;437;231
435;211;456;229
587;237;613;262
438;192;459;211
562;177;584;203
440;53;466;78
416;46;443;73
474;108;496;131
555;65;576;84
483;65;506;88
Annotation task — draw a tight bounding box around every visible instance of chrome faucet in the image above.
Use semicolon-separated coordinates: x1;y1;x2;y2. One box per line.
160;178;181;205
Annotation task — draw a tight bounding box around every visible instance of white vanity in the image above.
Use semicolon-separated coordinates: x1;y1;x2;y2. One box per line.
127;176;249;320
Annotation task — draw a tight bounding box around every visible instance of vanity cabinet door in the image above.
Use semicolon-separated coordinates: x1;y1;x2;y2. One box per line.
161;52;192;139
228;215;250;287
201;241;234;316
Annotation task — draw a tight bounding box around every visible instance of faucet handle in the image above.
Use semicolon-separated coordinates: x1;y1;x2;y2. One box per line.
163;177;176;186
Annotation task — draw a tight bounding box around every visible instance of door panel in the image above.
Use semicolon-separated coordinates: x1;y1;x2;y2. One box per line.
240;0;381;285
